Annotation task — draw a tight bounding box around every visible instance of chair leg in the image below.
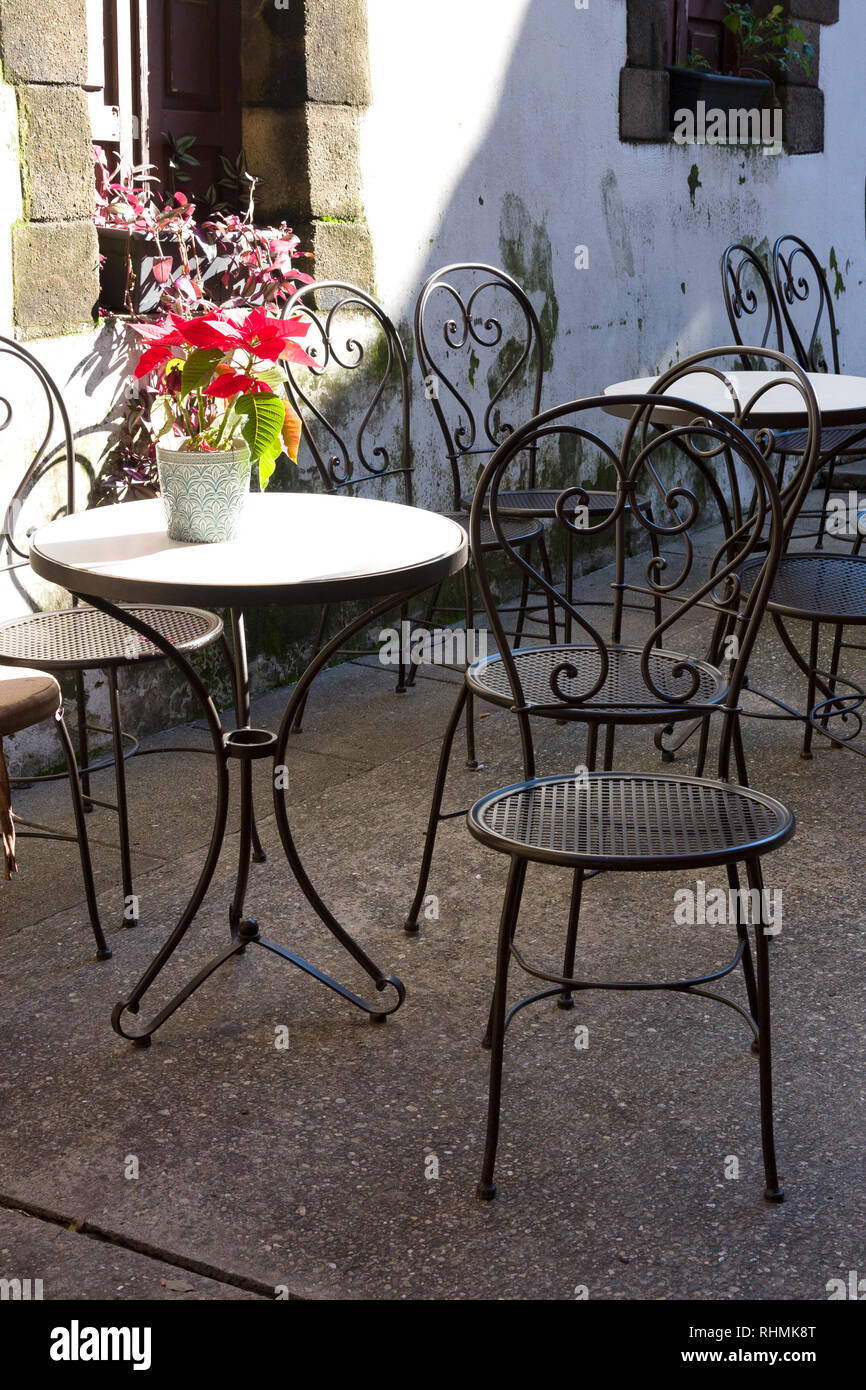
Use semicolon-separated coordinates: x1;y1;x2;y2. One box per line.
396;601;410;694
107;668;136;929
535;531;558;646
461;567;481;770
821;623;844;738
73;669;92;811
55;713;110;960
801;622;820;759
477;855;527;1201
647;514;663;635
557;868;585;1011
747;856;783;1203
291;603;330;734
602;721;616;772
564;530;574;644
695;715;711;778
407;583;442;688
585;722;599;772
731;714;749;786
815;453;837;550
728;862;758;1050
403;682;468;933
513;550;531;650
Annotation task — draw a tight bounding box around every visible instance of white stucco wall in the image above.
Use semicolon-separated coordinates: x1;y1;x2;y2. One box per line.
361;0;866;503
3;0;866;768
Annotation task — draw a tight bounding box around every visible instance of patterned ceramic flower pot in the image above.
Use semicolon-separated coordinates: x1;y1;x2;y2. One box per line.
156;444;252;543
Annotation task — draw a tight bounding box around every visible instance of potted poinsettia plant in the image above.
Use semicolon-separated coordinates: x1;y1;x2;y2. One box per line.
133;305;314;543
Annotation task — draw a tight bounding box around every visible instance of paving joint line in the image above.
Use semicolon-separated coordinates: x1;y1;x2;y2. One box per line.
0;1192;305;1301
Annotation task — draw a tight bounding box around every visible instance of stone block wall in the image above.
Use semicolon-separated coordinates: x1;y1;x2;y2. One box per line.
0;0;99;337
241;0;375;288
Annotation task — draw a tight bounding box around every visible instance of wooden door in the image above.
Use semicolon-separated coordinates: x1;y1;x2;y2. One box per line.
668;0;734;71
146;0;242;198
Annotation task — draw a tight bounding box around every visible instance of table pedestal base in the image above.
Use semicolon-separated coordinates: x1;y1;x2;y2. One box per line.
86;593;411;1047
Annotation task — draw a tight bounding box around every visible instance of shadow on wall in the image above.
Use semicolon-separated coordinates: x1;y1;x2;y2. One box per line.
11;0;862;767
366;0;860;497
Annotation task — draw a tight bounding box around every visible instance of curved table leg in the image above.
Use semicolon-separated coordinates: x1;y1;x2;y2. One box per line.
80;596;231;1047
86;589;416;1042
271;589;429;1020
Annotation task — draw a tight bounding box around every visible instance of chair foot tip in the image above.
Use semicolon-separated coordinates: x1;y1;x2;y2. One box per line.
404;920;421;935
96;947;113;961
556;996;575;1011
369;1013;387;1025
131;1036;152;1050
476;1181;497;1202
466;759;484;771
764;1185;785;1204
252;851;267;864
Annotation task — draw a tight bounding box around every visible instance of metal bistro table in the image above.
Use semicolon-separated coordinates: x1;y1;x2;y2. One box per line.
603;368;866;432
604;367;866;757
29;493;468;1045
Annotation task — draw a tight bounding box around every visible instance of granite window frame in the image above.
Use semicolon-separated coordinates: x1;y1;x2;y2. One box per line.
619;0;839;156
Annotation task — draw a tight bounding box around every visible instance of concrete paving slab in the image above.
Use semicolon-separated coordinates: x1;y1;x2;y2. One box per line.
0;523;864;1301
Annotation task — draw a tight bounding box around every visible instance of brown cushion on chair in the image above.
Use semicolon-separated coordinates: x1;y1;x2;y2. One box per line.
0;664;62;737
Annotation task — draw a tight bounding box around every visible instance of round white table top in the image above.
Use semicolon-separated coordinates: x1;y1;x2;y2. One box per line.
603;370;866;429
29;493;469;606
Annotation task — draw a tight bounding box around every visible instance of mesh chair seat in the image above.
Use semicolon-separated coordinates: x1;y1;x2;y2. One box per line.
447;511;543;550
0;604;223;671
467;644;726;721
468;772;794;871
459;487;650;517
740;552;866;623
775;423;866;459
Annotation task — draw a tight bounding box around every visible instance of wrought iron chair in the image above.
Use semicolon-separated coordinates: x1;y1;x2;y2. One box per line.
403;346;813;932
721;240;864;548
652;337;866;762
721;243;784;367
0;336;226;930
773;235;866;546
462;389;795;1203
280;280;545;753
0;663;108;958
414;262;658;644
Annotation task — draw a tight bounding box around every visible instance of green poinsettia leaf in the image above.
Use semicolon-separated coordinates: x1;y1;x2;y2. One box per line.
234;394;286;485
181;348;224;398
257;444;279;492
255;366;287;393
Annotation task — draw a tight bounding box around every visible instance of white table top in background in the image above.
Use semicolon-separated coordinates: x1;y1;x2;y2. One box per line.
29;493;468;607
603;370;866;429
